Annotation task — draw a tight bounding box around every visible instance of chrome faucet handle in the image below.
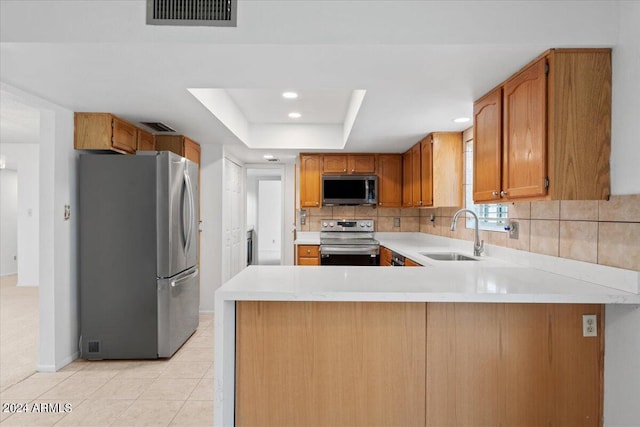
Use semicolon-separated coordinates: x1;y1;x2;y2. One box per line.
474;239;485;256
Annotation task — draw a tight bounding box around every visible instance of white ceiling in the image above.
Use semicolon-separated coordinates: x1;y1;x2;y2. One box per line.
0;1;620;164
225;89;352;124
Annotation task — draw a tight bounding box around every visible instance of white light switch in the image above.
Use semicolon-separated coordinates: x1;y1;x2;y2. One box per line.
583;314;597;337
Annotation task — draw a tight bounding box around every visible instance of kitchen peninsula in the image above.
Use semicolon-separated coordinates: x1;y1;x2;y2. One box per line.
214;233;640;426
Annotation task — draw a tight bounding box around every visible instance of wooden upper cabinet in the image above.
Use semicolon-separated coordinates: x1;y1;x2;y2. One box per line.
348;155;376;174
155;135;201;164
377;154;403;207
74;113;137;155
432;132;463;207
420;136;433;207
323;154;375;174
402;151;413;207
473;48;611;202
473;87;503;203
299;154;322;207
137;128;155;151
323;155;348;173
503;57;548;200
403;132;463;208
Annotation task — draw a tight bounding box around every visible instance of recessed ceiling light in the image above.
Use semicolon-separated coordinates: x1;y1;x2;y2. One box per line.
282;92;298;99
453;117;471;123
263;154;275;159
288;112;302;119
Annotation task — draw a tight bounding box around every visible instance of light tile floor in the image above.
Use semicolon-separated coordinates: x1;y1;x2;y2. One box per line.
0;314;214;426
0;275;39;391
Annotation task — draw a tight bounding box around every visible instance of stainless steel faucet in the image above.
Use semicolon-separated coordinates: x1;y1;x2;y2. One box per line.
450;209;484;257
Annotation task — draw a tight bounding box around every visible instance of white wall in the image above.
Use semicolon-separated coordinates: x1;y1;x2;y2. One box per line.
199;143;224;313
0;143;39;286
610;0;640;195
0;169;18;275
603;2;640;425
1;83;78;372
258;180;282;254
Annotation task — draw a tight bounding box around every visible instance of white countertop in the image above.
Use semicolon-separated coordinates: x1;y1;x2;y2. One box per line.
216;231;640;304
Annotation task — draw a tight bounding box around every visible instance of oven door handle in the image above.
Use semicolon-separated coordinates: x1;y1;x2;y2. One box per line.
320;245;380;256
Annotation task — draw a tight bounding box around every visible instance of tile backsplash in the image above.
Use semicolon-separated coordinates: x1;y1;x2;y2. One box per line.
296;194;640;271
418;195;640;272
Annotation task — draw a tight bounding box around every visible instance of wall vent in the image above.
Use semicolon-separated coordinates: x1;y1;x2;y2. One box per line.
147;0;236;27
87;341;100;353
140;122;176;133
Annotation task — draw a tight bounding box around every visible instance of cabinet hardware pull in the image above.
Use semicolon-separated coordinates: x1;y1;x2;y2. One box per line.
492;191;499;196
500;191;508;197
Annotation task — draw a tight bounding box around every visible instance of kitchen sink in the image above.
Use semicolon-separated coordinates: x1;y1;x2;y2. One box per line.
419;252;478;261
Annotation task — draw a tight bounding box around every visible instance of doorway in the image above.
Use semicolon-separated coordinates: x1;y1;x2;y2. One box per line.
0;93;41;388
246;167;285;266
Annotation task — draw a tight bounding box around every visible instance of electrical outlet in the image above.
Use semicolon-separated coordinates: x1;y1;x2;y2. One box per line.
582;314;597;337
393;217;401;227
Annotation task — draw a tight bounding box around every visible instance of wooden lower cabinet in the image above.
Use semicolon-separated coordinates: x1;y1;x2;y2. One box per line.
296;245;320;265
236;302;426;427
235;302;603;427
380;246;392;266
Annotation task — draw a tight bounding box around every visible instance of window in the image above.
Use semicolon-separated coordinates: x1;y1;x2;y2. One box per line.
464;140;508;232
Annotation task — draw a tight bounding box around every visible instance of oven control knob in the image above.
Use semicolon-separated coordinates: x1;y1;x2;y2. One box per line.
329;222;334;227
322;222;328;227
360;223;365;227
367;222;372;227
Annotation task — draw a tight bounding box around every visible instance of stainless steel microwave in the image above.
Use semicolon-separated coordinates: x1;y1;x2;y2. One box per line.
322;175;377;206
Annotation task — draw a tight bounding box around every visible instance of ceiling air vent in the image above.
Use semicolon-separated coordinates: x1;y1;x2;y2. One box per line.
147;0;236;27
140;122;176;133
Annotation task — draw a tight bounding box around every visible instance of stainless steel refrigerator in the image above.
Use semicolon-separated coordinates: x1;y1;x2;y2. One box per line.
79;151;199;359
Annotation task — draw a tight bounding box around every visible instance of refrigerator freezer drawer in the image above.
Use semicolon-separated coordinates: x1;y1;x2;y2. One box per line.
157;267;200;357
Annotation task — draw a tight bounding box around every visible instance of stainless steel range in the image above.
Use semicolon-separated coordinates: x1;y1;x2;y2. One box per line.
320;219;380;266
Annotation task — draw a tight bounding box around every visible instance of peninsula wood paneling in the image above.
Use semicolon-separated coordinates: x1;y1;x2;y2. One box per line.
235;301;426;427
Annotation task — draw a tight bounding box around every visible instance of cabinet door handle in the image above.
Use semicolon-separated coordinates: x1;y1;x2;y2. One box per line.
343;168;347;172
492;191;499;197
351;169;355;172
307;249;311;254
379;202;383;206
500;191;508;197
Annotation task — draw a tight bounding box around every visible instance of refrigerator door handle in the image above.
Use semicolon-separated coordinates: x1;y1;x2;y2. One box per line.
170;268;199;288
183;169;195;254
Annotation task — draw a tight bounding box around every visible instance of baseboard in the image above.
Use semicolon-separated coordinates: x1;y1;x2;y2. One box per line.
37;351;80;372
199;310;214;315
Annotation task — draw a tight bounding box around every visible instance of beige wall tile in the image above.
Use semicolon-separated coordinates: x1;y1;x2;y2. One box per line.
354;206;377;218
400;216;420;232
139;378;199;401
509;202;531;219
531;201;560;220
308;217;323;232
420;207;440;218
598;222;640;271
308;206;332;216
599;194;640;222
377;216;399;232
507;220;531;252
480;230;507;247
401;208;420;217
298;221;310;232
560;201;599;221
559;221;598;264
441;207;460;216
170;400;213;426
530;220;560;256
332;206;356;218
112;400;184;426
377;207;401;217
